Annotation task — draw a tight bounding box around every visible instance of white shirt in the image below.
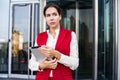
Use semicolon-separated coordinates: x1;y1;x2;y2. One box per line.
29;28;79;71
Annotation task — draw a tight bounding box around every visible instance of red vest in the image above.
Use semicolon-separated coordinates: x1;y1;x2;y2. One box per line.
36;27;72;80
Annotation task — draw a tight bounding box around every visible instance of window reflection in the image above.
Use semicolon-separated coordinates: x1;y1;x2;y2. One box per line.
12;30;23;57
0;0;9;74
11;4;30;74
0;42;8;73
98;0;114;80
11;3;40;75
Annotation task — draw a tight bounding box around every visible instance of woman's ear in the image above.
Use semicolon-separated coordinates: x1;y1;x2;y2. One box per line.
59;15;62;20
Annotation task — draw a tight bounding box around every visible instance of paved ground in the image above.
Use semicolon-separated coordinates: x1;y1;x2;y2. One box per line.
0;78;33;80
0;78;92;80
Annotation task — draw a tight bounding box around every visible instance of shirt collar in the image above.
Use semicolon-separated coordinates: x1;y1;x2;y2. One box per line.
47;28;60;38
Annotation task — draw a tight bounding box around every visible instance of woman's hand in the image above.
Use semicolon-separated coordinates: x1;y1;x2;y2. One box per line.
39;46;52;57
39;57;58;69
39;46;61;60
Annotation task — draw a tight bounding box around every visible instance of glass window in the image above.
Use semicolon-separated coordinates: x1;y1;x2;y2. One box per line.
78;1;93;79
11;4;31;74
0;0;10;74
98;0;115;80
11;3;40;75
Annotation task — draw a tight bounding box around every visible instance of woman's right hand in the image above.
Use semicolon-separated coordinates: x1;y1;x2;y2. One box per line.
39;46;52;57
39;57;58;70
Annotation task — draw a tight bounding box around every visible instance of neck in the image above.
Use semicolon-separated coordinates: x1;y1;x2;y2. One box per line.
49;25;60;38
49;25;60;34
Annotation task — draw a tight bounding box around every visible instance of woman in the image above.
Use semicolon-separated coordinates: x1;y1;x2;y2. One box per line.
29;3;79;80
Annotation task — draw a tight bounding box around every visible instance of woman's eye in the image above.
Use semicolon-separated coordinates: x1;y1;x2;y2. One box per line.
46;14;50;17
53;13;57;16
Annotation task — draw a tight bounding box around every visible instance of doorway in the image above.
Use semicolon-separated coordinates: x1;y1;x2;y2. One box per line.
9;2;40;78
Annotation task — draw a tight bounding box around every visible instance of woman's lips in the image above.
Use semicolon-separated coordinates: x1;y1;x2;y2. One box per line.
50;22;55;25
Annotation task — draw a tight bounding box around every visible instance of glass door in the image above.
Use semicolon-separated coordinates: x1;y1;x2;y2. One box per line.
46;0;94;80
77;1;93;79
98;0;116;80
10;2;40;78
11;4;31;74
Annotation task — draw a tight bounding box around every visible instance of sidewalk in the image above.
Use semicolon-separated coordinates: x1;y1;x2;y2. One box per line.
0;78;34;80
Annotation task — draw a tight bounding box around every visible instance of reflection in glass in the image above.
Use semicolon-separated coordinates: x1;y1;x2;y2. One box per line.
11;4;30;74
78;4;93;80
0;0;9;74
0;42;8;73
11;3;40;75
98;0;114;80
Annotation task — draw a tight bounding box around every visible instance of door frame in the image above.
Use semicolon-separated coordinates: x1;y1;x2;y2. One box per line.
8;1;40;79
93;0;98;80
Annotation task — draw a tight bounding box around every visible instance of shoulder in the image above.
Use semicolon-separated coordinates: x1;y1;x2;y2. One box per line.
61;27;72;34
63;28;77;38
38;31;47;35
37;31;47;37
37;31;48;39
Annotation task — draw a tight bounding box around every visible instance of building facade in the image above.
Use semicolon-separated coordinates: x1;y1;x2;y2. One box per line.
0;0;120;80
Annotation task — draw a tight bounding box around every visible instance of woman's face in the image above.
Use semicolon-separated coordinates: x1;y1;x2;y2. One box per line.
45;7;61;29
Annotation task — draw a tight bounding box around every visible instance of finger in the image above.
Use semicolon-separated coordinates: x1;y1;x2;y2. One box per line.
48;58;57;63
42;57;48;61
50;61;58;67
51;64;57;69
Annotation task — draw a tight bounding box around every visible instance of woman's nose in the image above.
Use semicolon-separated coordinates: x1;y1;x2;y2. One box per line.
50;15;54;20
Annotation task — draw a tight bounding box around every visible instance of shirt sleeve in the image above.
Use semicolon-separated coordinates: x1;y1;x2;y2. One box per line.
28;41;39;71
28;54;39;71
58;32;79;70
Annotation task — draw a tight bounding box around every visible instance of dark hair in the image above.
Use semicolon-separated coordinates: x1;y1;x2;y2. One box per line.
43;3;62;16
